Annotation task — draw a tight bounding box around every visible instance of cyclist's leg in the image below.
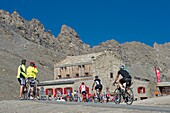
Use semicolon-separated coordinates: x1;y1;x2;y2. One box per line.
19;78;25;99
27;81;31;98
125;79;132;96
81;91;84;102
99;89;102;102
94;86;98;97
99;86;103;98
85;92;88;101
30;79;35;98
119;78;125;91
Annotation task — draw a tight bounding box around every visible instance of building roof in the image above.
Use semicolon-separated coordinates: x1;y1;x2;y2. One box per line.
54;52;104;67
38;80;74;86
156;82;170;87
38;76;93;86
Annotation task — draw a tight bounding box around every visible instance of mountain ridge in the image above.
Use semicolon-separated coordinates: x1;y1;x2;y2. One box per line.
0;10;169;100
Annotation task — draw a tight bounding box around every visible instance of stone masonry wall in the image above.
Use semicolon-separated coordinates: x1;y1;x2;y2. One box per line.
92;51;122;93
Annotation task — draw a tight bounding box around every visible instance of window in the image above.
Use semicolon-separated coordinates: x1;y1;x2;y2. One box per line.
58;75;61;79
110;73;113;78
76;74;79;77
66;74;70;78
138;87;146;93
85;72;89;76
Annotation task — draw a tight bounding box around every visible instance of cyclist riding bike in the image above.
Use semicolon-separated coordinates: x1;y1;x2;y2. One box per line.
91;76;103;100
113;64;132;93
79;82;88;102
26;62;38;99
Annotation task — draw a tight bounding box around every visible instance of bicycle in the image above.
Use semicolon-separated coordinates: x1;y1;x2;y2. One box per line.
93;89;102;103
113;82;134;105
27;78;36;100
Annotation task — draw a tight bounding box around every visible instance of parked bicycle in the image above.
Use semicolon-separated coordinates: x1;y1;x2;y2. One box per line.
113;82;134;105
24;79;39;100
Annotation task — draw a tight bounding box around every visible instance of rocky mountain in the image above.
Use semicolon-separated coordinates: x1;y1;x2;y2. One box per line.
0;10;170;100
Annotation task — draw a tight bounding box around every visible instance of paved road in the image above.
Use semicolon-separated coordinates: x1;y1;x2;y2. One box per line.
0;100;170;113
43;101;170;113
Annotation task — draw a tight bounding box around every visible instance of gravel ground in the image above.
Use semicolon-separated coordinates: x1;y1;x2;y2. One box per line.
0;95;170;113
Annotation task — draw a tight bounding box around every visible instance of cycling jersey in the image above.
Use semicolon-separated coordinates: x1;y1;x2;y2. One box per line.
94;78;103;90
117;70;131;79
27;66;38;79
17;64;27;79
79;84;87;93
94;78;102;85
118;69;132;87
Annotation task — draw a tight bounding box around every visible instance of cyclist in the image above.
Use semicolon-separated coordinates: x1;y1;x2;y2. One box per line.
17;59;27;99
32;63;38;98
91;76;103;100
26;62;38;99
113;64;132;93
79;82;88;102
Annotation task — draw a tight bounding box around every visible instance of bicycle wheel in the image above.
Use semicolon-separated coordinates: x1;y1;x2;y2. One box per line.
94;96;99;103
113;88;121;104
125;88;134;105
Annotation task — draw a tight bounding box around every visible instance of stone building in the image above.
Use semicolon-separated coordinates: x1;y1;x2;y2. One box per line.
38;50;151;100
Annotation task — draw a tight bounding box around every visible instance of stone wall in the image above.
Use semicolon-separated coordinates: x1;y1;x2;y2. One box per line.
93;51;122;93
132;79;151;100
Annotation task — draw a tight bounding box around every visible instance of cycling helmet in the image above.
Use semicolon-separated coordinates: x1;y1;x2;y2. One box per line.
119;64;125;70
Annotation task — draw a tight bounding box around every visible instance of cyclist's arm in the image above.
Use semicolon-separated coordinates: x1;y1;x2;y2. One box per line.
113;74;119;84
79;86;81;93
33;68;38;74
91;82;95;91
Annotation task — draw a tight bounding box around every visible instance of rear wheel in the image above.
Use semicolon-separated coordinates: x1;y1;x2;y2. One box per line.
125;88;134;105
94;96;98;103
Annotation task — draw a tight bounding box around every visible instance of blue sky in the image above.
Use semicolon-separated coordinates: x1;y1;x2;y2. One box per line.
0;0;170;47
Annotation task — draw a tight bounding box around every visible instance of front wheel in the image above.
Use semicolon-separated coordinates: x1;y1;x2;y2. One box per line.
113;88;121;104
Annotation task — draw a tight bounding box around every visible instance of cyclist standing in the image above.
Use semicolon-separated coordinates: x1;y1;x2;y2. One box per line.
17;59;27;99
26;62;38;99
112;64;132;92
91;76;103;100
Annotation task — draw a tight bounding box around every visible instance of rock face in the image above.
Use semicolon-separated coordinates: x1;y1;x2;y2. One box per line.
0;10;170;100
57;24;90;55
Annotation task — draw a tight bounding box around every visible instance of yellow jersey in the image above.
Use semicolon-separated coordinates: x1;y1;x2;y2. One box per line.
17;64;27;78
27;66;38;79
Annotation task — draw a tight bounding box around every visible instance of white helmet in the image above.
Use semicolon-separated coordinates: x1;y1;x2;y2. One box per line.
119;64;125;70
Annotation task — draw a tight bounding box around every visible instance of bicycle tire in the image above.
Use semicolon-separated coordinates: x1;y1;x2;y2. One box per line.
94;96;98;103
125;88;134;105
113;88;121;104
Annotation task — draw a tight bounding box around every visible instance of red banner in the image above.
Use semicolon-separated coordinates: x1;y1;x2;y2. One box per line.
155;67;161;83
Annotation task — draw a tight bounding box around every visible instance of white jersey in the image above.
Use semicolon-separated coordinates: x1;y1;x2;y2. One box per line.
80;85;86;92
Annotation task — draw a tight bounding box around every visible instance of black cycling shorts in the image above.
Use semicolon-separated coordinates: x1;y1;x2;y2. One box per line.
119;78;131;87
81;91;87;95
95;84;103;91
